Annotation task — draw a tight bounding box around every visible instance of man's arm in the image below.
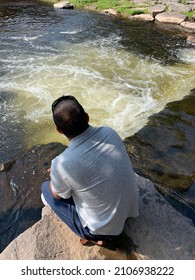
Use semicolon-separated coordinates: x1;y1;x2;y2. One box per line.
49;166;72;199
48;168;62;200
49;181;62;200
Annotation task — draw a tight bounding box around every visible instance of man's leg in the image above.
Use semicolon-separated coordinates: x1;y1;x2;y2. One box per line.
41;181;87;239
41;181;113;244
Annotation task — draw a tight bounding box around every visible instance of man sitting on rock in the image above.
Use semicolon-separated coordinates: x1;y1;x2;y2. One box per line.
41;95;139;246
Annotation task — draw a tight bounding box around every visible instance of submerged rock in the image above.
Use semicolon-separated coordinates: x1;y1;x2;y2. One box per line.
125;89;195;191
124;89;195;222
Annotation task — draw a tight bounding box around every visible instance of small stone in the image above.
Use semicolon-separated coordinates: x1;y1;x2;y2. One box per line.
129;14;154;22
103;9;118;16
54;1;74;9
187;35;195;44
0;160;15;172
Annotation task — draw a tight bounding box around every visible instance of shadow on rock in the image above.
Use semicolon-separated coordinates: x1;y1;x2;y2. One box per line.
99;232;139;260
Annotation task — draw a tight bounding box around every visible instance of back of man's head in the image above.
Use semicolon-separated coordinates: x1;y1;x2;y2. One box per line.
52;96;89;138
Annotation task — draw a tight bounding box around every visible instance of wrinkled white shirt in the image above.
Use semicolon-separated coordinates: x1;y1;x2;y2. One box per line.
51;126;139;235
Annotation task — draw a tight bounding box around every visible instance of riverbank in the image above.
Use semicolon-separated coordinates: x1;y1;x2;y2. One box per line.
43;0;195;41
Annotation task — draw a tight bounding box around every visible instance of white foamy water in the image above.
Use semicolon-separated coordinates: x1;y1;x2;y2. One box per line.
2;40;194;134
177;48;195;64
1;6;195;161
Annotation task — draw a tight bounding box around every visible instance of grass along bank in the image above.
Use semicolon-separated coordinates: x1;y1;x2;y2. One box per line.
42;0;195;19
43;0;151;16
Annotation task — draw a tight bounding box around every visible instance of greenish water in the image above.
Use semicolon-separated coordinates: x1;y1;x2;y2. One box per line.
1;0;195;163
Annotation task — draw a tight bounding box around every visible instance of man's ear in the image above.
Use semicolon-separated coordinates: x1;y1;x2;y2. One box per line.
56;126;63;134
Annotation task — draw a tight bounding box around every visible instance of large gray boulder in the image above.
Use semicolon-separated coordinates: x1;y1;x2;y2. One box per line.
1;174;195;260
155;12;187;24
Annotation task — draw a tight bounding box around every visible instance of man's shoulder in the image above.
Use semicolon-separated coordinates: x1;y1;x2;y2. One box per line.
97;125;118;135
99;126;121;139
52;147;69;164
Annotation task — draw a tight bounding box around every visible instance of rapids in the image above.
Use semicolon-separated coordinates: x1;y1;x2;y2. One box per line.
1;0;195;163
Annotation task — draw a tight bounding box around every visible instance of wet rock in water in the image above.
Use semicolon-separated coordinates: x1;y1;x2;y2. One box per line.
124;88;195;192
0;142;66;252
54;1;74;9
124;89;195;224
103;9;120;16
0;159;15;172
187;35;195;44
5;142;66;208
181;22;195;33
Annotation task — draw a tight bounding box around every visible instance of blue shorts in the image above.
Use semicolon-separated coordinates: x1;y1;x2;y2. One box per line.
41;181;111;241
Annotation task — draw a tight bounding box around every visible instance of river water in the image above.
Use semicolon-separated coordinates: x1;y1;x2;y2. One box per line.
0;0;195;250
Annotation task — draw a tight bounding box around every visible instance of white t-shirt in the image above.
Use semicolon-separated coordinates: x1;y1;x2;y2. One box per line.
50;126;139;235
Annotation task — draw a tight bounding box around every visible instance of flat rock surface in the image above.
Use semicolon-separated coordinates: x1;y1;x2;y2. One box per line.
180;21;195;31
155;12;187;24
1;174;194;260
129;14;154;21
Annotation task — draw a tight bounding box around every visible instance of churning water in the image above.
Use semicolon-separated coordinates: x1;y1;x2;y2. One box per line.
1;0;195;163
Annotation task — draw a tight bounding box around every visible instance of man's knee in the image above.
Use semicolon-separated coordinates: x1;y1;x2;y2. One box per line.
41;181;50;193
41;181;51;205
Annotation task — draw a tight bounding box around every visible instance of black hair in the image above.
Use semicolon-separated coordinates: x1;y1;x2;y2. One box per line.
52;96;89;138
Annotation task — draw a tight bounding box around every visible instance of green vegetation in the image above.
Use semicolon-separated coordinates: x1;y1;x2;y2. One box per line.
71;0;97;5
184;11;195;20
116;6;147;16
44;0;149;16
97;0;119;10
178;0;187;4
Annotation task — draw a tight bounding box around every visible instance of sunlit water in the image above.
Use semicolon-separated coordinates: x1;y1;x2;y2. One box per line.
1;0;195;163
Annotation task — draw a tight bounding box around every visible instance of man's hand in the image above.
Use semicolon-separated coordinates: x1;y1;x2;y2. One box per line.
49;182;62;200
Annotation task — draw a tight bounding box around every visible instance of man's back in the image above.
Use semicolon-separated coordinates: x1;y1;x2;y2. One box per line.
51;126;139;235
